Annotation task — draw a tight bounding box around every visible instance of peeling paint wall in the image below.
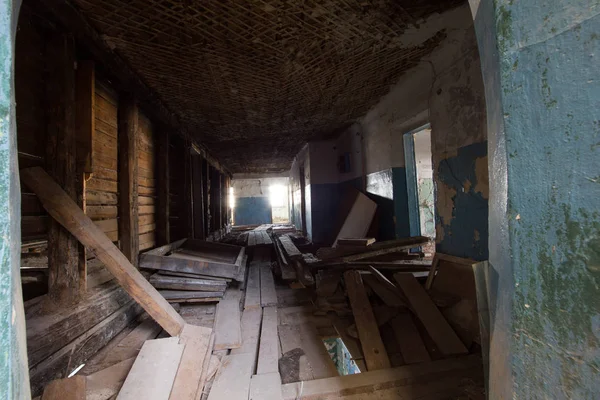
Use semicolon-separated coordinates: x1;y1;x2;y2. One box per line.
353;3;488;258
288;3;488;255
470;0;600;397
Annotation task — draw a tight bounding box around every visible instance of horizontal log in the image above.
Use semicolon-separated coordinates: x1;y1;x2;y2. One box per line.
149;274;227;292
87;190;118;205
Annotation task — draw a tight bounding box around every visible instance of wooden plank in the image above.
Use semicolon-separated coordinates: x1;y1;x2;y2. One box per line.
280;354;483;400
86;358;135;400
244;264;261;310
41;375;86;400
393;273;468;356
214;288;242;350
157;270;231;282
87;177;117;193
116;337;184;400
149;274;227;292
333;192;377;247
140;253;238;280
390;313;431;364
248;231;256;246
94;218;118;233
118;95;139;266
362;274;407;308
249;373;283;400
158;290;224;300
21;167;186;336
257;306;279;374
207;353;254;400
169;324;212;400
87;205;118;219
337;238;376;246
230;308;262;357
260;263;277;307
196;333;216;400
318;237;429;262
344;270;390;371
45;33;81;305
278;235;301;260
424;254;440;290
143;238;186;256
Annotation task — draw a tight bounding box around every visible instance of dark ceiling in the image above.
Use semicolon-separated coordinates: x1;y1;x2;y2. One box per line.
71;0;463;173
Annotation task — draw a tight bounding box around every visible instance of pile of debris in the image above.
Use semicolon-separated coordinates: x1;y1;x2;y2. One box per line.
140;239;247;304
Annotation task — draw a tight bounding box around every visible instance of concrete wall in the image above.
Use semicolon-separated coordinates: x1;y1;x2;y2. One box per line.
231;174;289;226
292;3;489;258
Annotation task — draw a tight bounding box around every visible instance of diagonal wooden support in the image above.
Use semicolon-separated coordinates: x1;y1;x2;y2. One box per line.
21;166;185;336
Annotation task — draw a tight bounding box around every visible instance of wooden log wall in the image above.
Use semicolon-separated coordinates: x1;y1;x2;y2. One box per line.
138;114;157;251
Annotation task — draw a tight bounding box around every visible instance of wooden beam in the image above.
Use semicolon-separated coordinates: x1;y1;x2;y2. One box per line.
393;273;468;356
257;306;279;374
169;324;212;400
21;167;186;337
118;95;140;266
390;313;431;364
183;140;194;239
140;254;238;279
344;270;391;371
45;32;82;305
156;129;170;245
213;288;242;350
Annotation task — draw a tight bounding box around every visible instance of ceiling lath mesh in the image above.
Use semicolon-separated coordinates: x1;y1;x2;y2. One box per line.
72;0;462;172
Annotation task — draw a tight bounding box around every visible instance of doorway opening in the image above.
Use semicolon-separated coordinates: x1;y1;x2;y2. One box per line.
269;184;289;223
404;124;435;242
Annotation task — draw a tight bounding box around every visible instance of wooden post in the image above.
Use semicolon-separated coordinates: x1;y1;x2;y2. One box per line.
45;33;81;305
118;95;139;266
192;155;205;240
75;60;95;293
156;129;170;246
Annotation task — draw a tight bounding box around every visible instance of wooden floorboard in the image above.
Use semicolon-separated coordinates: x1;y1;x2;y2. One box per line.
207;353;254;400
249;373;283;400
116;337;184;400
244;264;261;310
260;264;277;307
257;306;279;374
213;288;242;350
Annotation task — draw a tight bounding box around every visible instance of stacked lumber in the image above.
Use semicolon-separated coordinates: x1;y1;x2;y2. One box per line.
140;238;247;304
312;265;470;374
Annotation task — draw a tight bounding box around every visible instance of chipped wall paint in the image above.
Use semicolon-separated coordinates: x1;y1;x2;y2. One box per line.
0;0;31;398
470;0;600;397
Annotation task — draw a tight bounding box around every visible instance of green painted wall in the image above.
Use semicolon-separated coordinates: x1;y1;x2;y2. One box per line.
470;0;600;397
0;0;31;399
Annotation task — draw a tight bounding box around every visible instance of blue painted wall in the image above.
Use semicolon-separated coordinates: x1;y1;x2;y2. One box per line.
234;197;272;225
436;141;489;260
471;0;600;396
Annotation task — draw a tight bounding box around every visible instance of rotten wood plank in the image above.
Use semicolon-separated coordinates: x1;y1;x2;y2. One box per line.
390;313;431;364
344;270;391;371
41;376;86;400
393;273;468;356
